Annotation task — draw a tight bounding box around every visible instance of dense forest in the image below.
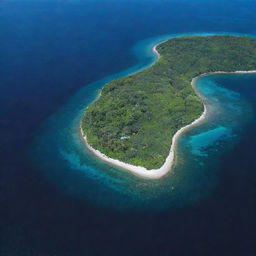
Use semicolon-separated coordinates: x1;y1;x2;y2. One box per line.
81;35;256;169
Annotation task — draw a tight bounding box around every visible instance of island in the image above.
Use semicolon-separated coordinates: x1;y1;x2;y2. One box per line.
81;35;256;179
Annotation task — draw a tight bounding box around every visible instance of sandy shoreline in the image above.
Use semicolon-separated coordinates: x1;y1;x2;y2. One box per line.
80;41;256;179
152;44;160;58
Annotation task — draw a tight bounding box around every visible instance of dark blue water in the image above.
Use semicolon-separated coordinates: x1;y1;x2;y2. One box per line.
1;0;256;255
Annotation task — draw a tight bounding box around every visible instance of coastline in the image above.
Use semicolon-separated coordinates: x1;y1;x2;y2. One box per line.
80;41;256;179
152;44;161;58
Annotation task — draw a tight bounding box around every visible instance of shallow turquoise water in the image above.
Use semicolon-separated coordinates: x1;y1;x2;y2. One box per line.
189;126;234;157
30;35;255;212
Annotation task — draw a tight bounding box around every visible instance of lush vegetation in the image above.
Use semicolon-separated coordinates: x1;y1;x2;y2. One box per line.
81;35;256;169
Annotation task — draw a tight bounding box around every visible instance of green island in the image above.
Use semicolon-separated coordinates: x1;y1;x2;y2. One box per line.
81;35;256;169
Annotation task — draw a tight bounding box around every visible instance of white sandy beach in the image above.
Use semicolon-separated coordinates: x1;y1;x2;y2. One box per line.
80;42;256;179
152;44;160;58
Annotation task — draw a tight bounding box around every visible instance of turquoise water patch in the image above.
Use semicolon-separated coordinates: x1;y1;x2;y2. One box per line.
59;149;123;186
200;79;240;99
189;126;234;157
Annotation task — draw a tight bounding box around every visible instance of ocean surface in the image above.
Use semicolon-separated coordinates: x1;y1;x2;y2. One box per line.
1;0;256;255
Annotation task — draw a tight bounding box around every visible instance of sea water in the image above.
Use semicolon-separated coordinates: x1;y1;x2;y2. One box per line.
2;0;256;255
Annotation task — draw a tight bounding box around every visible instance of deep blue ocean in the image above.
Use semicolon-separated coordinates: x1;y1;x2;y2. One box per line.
1;0;256;255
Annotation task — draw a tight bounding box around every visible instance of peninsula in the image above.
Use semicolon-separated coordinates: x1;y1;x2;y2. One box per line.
81;35;256;178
